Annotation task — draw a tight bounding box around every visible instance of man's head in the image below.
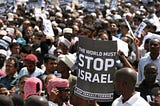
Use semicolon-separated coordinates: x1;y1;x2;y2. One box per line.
5;57;19;77
18;75;30;96
44;74;57;92
114;68;137;95
43;54;58;74
144;63;158;83
23;77;42;100
24;54;38;73
149;38;160;54
0;95;13;106
20;45;32;61
10;94;24;106
47;77;70;102
57;38;71;54
26;26;34;36
24;95;48;106
63;28;73;41
9;42;20;55
57;54;76;73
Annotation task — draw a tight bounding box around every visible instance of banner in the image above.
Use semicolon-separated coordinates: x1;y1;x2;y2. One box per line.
75;36;117;102
81;0;105;12
29;0;41;8
134;22;147;38
0;0;14;15
109;0;117;10
43;18;55;36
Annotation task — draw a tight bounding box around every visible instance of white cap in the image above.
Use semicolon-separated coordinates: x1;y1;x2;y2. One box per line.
0;49;7;56
91;12;97;17
58;54;76;69
113;14;122;20
63;28;73;34
2;35;12;43
55;12;63;18
58;37;71;49
0;30;7;36
0;39;9;49
7;13;14;21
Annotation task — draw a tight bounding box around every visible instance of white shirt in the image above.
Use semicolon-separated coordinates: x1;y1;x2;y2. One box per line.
138;54;160;82
48;101;72;106
111;92;150;106
18;67;44;78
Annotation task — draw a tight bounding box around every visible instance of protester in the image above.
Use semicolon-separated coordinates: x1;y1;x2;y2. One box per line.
138;38;160;82
0;95;14;106
57;54;77;92
150;87;160;106
136;63;160;101
0;57;19;91
18;54;44;78
10;94;24;106
43;74;57;99
24;95;48;106
112;67;150;106
47;77;71;106
0;0;160;105
42;54;58;75
16;75;30;98
23;77;42;100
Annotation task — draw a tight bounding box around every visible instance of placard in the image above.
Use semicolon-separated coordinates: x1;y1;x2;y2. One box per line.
75;36;117;102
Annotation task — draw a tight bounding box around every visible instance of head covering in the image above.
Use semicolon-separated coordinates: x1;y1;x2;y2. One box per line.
0;30;7;36
24;54;38;63
24;77;42;99
17;2;22;6
2;35;12;43
0;39;9;49
91;12;96;17
55;12;63;18
63;28;73;34
16;37;26;45
47;77;69;95
58;54;76;69
0;49;7;56
57;27;62;36
58;37;71;49
7;13;14;21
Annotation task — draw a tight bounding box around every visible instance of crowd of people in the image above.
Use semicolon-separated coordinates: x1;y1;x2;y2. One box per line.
0;0;160;106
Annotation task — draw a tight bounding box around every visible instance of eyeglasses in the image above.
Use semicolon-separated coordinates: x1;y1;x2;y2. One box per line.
57;88;70;92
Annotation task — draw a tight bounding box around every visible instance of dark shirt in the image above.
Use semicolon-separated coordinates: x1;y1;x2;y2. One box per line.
0;73;18;90
136;80;160;101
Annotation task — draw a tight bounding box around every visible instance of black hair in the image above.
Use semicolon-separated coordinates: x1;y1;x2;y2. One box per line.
43;54;57;63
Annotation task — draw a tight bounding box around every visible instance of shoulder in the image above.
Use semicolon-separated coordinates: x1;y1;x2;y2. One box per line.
35;67;44;73
0;75;7;81
18;67;28;74
135;97;150;106
112;96;121;106
133;92;150;105
139;55;150;61
48;101;58;106
19;67;27;72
